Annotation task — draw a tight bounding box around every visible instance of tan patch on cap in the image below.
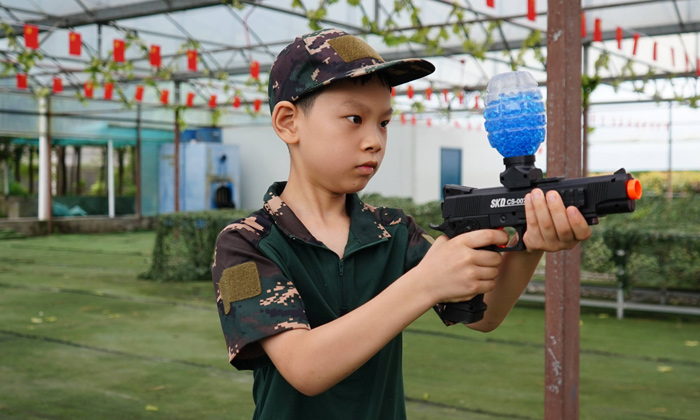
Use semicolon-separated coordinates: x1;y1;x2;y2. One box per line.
328;35;384;63
219;261;262;314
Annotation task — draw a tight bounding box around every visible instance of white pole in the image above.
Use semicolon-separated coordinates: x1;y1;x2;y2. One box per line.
37;97;49;221
108;140;115;218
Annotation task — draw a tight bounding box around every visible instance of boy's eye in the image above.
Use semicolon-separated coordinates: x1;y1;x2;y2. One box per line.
346;115;362;124
380;120;391;128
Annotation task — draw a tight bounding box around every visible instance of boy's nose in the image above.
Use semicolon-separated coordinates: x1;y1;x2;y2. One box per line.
362;128;384;152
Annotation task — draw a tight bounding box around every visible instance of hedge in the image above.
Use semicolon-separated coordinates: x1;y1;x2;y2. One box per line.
142;192;700;292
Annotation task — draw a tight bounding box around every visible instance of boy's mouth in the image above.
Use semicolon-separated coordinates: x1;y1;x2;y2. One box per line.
356;161;378;175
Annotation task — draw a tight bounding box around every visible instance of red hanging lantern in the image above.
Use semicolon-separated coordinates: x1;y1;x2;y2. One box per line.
160;89;169;105
443;89;449;102
407;85;414;99
400;114;406;125
411;115;416;126
391;87;396;97
254;98;262;112
209;95;217;108
527;0;536;22
632;33;640;55
487;0;494;8
250;60;260;80
186;92;195;107
426;117;432;127
135;85;144;102
16;73;28;89
52;77;63;93
233;96;241;108
104;82;114;100
458;91;464;105
594;18;602;42
616;27;623;50
425;86;432;100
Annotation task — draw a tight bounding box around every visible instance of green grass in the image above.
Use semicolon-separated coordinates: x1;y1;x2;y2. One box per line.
1;232;699;419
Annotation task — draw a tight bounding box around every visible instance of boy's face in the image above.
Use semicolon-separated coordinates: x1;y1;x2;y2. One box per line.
293;77;392;194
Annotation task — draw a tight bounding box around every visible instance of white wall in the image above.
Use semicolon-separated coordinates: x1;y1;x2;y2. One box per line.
222;122;506;209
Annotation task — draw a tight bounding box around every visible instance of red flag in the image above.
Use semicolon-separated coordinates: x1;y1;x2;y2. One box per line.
114;39;125;62
653;42;657;61
250;60;260;80
425;86;432;100
233;96;241;108
24;24;39;49
84;82;94;99
104;82;114;100
616;27;623;49
209;95;217;108
594;18;602;42
52;77;63;93
187;50;197;71
69;31;81;56
632;33;640;55
186;92;195;107
16;73;27;89
254;98;262;112
150;45;161;67
581;13;586;38
160;89;169;105
135;85;144;102
407;85;414;99
527;0;536;22
487;0;494;8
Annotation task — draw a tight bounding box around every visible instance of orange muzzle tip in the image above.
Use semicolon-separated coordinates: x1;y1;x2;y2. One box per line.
626;179;643;200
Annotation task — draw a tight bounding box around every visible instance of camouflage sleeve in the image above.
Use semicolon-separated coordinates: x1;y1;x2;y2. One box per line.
211;215;310;370
403;214;434;272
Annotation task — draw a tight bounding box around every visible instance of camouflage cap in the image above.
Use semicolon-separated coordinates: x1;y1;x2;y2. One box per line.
268;28;435;113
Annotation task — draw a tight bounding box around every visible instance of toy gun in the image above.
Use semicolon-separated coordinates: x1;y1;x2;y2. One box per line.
430;71;643;325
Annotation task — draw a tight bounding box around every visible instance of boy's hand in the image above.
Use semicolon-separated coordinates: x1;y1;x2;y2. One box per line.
417;229;509;304
522;188;591;252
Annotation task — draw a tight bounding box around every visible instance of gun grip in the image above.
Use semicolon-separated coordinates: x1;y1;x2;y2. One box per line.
441;294;487;324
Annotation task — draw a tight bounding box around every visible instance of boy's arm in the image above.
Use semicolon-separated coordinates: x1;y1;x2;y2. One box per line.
468;188;591;332
260;229;507;397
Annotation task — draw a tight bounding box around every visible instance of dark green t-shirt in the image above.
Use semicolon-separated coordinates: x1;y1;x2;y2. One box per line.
212;182;433;420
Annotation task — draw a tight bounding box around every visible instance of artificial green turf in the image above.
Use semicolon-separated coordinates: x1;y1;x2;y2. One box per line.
1;232;699;419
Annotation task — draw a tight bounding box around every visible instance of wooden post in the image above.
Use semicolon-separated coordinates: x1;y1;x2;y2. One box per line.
545;1;582;419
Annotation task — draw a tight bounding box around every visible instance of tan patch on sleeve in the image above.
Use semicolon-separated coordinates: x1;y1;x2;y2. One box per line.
328;35;383;63
421;233;435;245
219;262;262;314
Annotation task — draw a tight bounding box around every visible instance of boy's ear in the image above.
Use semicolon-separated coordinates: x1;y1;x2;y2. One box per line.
271;101;300;145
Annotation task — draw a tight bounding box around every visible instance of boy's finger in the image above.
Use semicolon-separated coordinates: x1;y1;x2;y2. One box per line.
530;189;559;247
566;206;592;240
456;229;509;250
546;191;575;243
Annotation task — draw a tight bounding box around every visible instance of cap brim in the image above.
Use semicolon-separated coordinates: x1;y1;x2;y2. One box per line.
343;58;435;87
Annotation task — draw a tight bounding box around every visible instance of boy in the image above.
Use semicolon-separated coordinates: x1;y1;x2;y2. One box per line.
212;28;590;419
